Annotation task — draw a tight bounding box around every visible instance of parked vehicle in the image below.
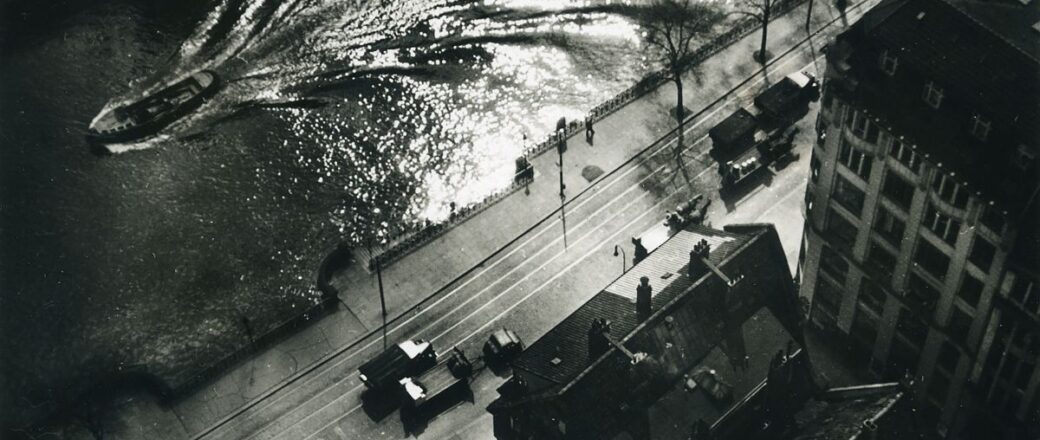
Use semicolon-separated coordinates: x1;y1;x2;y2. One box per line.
753;71;820;124
358;339;436;391
399;348;474;427
720;126;799;187
709;71;818;189
483;328;525;364
664;194;711;230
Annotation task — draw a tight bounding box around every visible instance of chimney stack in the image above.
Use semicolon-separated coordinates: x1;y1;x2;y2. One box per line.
688;239;711;279
636;276;652;322
588;318;612;362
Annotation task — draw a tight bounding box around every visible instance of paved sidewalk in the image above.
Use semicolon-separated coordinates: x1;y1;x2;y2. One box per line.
77;0;871;438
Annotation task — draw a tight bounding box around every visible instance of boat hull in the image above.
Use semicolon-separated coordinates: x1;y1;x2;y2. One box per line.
86;71;220;145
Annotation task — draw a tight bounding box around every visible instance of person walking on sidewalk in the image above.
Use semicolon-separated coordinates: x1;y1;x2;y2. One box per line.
585;116;595;145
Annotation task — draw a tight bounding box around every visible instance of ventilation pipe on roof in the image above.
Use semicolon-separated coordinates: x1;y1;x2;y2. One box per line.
588;318;612;363
687;240;712;279
636;276;652;323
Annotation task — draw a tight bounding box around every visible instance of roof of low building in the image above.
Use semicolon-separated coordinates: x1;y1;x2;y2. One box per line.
494;223;805;436
511;225;751;385
787;383;907;439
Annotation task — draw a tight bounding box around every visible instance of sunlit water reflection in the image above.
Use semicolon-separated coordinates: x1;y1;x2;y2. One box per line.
1;0;668;408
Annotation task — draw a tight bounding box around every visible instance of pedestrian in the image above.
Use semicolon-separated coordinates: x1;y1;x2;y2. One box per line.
585;116;595;145
449;201;457;221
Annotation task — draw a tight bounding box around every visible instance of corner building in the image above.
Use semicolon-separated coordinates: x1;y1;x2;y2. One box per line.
798;0;1040;437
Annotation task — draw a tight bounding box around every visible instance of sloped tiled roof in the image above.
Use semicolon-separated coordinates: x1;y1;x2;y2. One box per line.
511;225;753;386
789;383;906;440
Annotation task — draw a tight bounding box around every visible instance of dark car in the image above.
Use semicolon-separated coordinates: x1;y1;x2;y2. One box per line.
483;328;524;363
358;339;436;391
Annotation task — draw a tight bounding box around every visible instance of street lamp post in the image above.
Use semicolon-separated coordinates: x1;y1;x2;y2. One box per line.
613;245;627;274
556;117;568;249
374;257;388;350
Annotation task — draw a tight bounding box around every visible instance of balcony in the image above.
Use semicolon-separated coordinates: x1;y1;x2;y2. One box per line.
842;126;883;157
928;189;969;221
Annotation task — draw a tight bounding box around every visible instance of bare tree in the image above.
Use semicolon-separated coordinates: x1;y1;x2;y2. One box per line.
736;0;776;63
640;0;724;188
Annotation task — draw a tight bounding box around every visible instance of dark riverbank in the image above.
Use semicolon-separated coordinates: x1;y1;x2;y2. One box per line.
1;0;654;433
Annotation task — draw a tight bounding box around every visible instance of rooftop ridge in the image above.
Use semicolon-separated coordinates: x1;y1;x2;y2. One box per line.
936;0;1040;64
556;226;771;397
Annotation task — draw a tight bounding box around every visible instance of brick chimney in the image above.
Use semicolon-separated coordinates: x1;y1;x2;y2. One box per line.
688;239;711;279
588;318;612;363
636;276;652;322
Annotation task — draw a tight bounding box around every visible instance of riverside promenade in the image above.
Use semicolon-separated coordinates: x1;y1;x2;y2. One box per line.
81;0;877;438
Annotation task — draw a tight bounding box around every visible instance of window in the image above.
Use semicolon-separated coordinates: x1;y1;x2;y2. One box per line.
983;323;1040;413
947;307;974;343
889;139;922;174
882;172;915;210
969;237;996;271
867;242;898;275
833;175;866;215
851;309;879;353
816;119;829;145
970;113;991;141
1008;273;1038;314
937;340;961;374
923;81;944;109
820;245;850;282
931;173;969;209
848;111;880;143
928;370;951;404
811;156;821;183
924;203;961;245
879;49;899;76
839;137;873;180
979;203;1006;233
827;209;859;249
814;277;843;325
958;275;984;308
897;307;929;348
888;334;921;377
907;271;942;311
859;278;887;314
914;239;950;280
874;207;906;245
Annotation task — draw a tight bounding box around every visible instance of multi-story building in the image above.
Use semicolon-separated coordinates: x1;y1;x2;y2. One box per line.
798;0;1040;437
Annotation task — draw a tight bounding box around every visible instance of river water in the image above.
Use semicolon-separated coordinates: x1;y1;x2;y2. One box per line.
0;0;656;420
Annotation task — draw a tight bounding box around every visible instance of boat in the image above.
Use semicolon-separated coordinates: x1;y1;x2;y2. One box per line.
87;70;220;144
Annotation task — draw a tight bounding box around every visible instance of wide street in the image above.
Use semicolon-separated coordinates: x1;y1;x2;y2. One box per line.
183;2;875;438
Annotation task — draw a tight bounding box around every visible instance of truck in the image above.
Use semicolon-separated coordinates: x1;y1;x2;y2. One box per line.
358;339;437;391
709;71;819;188
399;347;474;427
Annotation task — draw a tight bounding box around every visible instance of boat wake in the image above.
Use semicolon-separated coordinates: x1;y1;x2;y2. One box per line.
95;0;650;154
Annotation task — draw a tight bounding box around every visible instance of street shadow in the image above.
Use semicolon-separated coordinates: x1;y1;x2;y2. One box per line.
360;388;401;422
486;359;515;378
772;152;801;172
719;169;775;211
401;385;475;437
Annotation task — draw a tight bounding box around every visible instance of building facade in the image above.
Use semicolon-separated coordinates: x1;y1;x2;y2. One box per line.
798;0;1040;437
